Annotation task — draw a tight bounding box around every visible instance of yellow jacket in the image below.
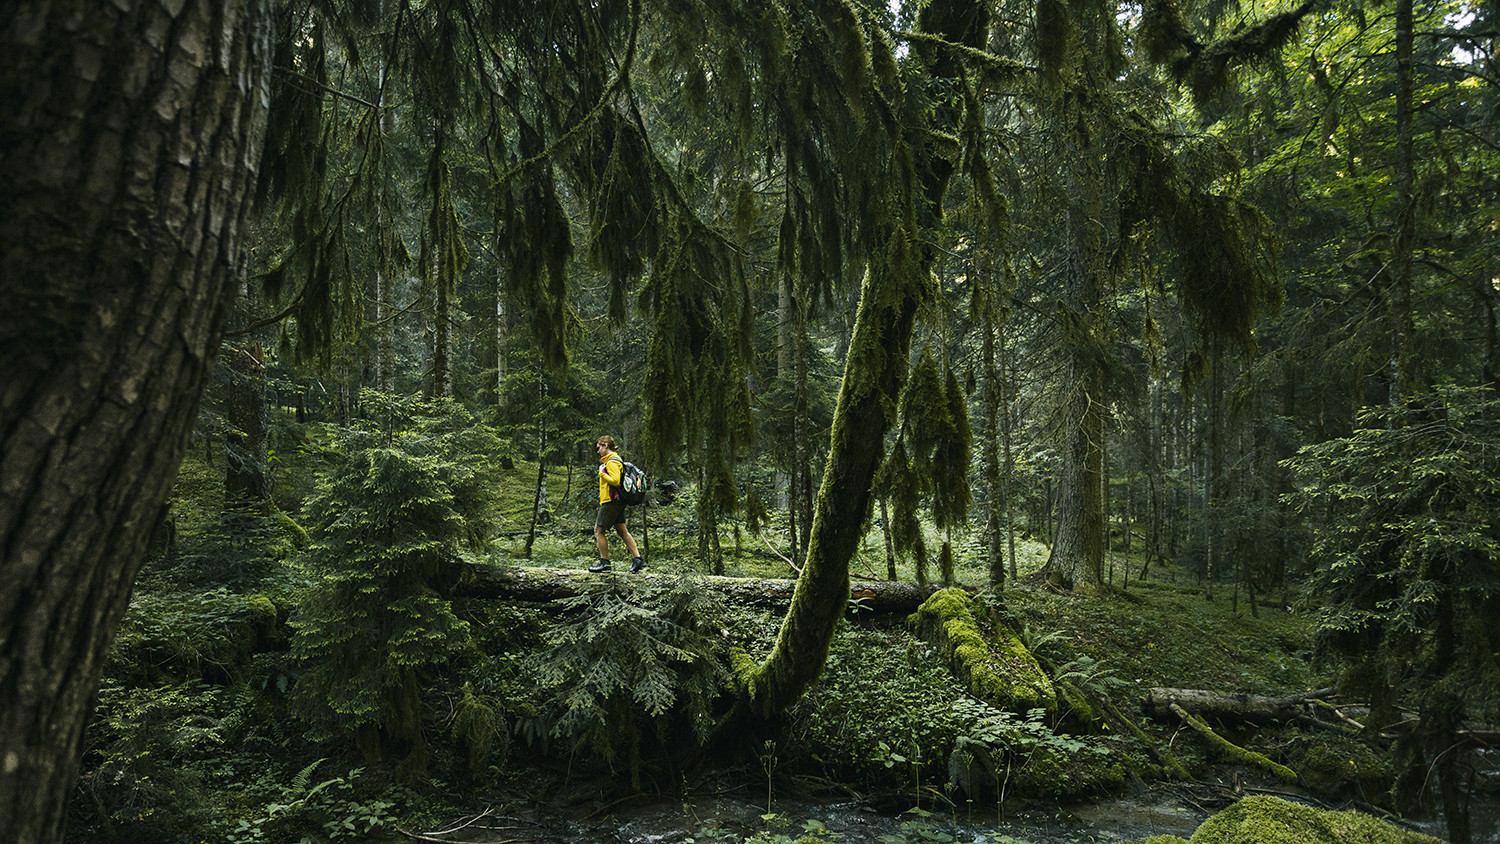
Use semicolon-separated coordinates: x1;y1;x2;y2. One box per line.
598;450;624;503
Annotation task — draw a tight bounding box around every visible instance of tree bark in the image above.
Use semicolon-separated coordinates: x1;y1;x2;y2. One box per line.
1389;0;1416;408
0;0;272;838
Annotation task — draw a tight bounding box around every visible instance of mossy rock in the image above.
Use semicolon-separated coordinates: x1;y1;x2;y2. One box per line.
1282;730;1395;800
1185;795;1442;844
910;588;1056;714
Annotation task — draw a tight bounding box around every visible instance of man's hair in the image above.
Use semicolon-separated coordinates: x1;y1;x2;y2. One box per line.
596;435;618;451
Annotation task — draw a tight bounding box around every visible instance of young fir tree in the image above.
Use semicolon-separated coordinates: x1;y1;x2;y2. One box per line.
1285;386;1500;842
291;419;492;777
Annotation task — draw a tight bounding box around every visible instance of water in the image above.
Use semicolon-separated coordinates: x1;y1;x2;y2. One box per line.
429;787;1205;843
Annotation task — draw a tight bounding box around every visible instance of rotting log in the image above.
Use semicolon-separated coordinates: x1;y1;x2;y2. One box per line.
1144;687;1354;733
461;564;940;613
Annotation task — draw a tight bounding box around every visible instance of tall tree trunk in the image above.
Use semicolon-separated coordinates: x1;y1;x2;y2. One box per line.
524;431;547;559
982;315;1005;588
1001;326;1018;581
495;288;508;408
432;260;452;400
794;299;813;566
1045;154;1108;594
1390;0;1416;408
0;0;272;838
377;270;397;393
880;498;897;580
224;341;270;516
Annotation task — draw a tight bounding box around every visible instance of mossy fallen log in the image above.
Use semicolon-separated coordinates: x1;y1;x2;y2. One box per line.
460;564;938;613
1144;687;1356;734
909;588;1057;714
1168;703;1299;784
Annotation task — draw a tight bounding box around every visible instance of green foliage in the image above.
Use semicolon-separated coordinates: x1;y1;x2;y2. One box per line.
792;624;1126;802
219;762;402;844
527;580;732;772
290;419;493;763
1283;386;1500;721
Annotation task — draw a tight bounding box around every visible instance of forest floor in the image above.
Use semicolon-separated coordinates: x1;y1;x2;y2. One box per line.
75;451;1478;843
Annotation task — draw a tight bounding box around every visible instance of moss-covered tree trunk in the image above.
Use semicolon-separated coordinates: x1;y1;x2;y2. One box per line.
0;0;272;838
743;259;923;718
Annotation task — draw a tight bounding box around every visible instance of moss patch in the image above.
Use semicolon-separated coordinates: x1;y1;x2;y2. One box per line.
1186;795;1442;844
910;588;1056;714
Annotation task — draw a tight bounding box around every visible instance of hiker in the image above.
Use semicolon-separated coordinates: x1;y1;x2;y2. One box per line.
589;435;644;573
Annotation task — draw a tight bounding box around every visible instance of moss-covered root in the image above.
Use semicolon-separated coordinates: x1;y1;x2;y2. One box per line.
1169;704;1297;784
910;588;1056;713
1185;795;1444;843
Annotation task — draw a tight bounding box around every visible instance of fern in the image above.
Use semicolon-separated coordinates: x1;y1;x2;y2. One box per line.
527;580;732;777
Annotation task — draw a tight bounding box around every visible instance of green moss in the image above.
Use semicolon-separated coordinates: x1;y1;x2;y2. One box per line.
1174;708;1298;783
1129;836;1190;844
1282;730;1394;799
1187;795;1443;843
911;589;1056;714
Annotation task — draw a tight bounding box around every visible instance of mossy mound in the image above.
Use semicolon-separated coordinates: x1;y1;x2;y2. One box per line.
910;588;1056;714
1144;794;1443;844
1282;730;1395;800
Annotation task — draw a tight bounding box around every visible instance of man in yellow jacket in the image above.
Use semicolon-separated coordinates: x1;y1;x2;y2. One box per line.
589;435;644;573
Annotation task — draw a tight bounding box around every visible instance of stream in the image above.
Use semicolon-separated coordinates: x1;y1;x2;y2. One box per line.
413;773;1500;843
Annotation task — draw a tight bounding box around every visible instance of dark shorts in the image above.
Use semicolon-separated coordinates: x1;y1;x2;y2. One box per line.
595;499;627;528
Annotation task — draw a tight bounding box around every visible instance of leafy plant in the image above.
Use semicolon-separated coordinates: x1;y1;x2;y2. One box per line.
221;761;400;844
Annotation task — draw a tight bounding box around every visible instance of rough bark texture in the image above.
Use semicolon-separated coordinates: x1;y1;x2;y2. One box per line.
0;0;271;839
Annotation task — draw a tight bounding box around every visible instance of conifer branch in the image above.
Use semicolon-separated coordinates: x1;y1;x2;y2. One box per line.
894;29;1029;77
491;0;641;190
276;67;381;111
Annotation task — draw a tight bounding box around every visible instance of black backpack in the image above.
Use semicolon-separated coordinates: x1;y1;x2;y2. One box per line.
618;460;647;506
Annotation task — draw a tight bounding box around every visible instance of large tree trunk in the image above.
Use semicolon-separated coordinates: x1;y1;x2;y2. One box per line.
0;0;272;839
1048;359;1106;593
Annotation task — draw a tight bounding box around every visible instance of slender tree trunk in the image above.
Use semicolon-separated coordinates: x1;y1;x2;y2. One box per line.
524;431;547;559
982;315;1005;588
1001;327;1018;581
794;298;813;566
224;341;270;515
432;258;452;400
0;0;271;838
377;270;397;393
495;289;508;408
880;498;897;580
1390;0;1416;408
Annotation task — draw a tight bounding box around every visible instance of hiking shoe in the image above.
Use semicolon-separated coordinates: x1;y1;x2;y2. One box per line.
588;559;611;573
629;556;646;573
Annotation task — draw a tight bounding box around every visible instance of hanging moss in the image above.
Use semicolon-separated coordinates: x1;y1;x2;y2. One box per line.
910;589;1056;714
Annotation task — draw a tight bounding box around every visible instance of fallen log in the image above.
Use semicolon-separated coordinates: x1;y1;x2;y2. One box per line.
1169;703;1300;783
460;564;941;614
1143;687;1354;730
